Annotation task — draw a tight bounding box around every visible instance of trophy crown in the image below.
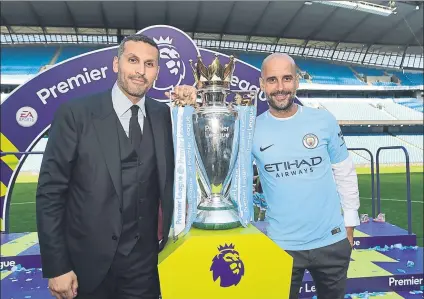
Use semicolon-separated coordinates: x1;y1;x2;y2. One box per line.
189;54;235;88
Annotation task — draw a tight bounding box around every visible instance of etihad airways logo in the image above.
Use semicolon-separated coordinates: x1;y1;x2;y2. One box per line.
264;156;323;178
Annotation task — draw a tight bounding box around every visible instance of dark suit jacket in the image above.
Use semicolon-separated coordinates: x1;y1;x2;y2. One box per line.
36;89;174;291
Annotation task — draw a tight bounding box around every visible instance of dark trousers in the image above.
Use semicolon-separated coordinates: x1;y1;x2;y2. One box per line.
286;238;352;299
76;238;160;299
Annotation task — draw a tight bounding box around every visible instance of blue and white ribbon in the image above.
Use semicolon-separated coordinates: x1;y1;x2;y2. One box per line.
182;106;198;236
171;106;198;239
171;107;187;238
230;104;257;226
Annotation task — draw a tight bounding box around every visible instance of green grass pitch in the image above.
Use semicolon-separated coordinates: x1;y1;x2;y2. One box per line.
7;166;424;246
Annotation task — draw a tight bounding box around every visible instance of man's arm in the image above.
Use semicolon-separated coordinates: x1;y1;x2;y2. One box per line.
332;156;360;246
36;103;78;278
326;113;360;246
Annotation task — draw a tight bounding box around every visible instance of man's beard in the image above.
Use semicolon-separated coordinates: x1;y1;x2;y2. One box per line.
267;90;296;111
117;72;148;98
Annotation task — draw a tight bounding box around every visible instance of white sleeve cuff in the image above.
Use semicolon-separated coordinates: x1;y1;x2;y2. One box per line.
332;155;361;228
344;209;360;227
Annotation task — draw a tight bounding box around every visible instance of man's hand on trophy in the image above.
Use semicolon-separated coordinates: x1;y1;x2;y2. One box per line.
165;85;197;106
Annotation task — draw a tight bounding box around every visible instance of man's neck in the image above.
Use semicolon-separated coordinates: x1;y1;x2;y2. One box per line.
117;84;144;105
269;103;298;119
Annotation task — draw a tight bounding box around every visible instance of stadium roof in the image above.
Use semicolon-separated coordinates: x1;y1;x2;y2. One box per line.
1;0;423;48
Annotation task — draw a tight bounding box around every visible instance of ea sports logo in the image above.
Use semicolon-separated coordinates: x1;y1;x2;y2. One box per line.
16;107;38;127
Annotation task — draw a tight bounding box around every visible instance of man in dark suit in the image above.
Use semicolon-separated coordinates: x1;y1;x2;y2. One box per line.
36;34;175;299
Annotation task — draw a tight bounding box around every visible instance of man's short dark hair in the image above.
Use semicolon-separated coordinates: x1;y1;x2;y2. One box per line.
117;34;159;59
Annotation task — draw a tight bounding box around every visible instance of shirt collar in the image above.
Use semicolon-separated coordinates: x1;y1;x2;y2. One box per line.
267;104;301;121
111;81;146;117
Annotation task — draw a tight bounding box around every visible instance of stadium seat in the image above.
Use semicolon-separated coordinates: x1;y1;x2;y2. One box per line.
387;71;424;86
301;98;396;121
345;134;423;164
393;98;423;113
295;59;366;85
56;46;104;63
1;46;57;75
381;100;424;120
300;98;423;121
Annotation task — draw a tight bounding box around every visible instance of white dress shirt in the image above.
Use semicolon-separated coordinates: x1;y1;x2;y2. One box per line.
111;82;146;137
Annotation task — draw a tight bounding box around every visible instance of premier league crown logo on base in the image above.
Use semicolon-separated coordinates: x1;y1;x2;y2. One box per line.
210;243;245;287
171;53;257;236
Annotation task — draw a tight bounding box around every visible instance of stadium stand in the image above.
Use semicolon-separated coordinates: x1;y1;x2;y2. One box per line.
295;59;366;85
56;46;105;63
0;45;105;75
345;134;423;164
321;100;394;120
2;46;422;87
372;81;398;86
380;100;424;120
394;98;424;112
396;134;424;150
300;98;423;121
1;46;57;75
396;134;424;149
352;66;385;76
387;70;424;86
2;46;422;168
237;53;308;83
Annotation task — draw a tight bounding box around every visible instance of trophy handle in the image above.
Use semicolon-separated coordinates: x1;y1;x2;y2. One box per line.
168;89;200;107
229;90;258;107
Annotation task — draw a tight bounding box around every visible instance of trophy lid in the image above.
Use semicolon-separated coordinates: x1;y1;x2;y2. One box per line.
189;54;235;89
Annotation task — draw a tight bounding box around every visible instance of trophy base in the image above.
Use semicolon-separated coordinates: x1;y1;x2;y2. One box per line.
193;194;241;230
158;225;293;299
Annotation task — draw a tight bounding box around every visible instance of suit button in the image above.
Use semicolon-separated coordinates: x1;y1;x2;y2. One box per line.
138;162;142;166
138;216;142;220
134;235;139;240
112;235;118;241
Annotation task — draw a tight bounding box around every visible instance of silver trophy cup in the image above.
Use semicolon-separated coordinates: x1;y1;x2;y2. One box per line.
187;54;255;230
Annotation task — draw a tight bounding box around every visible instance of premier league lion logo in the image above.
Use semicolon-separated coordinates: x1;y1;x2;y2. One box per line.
153;36;185;91
210;243;245;287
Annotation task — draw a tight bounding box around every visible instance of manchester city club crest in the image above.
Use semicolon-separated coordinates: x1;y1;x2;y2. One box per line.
303;133;319;149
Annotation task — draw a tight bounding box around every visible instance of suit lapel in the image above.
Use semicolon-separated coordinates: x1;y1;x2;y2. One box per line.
92;92;122;203
145;97;167;194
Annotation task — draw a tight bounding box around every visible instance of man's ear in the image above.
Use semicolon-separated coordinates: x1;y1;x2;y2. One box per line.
113;56;119;74
259;77;264;91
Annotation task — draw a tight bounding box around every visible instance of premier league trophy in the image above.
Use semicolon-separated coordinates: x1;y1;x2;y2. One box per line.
153;27;292;299
164;53;292;299
171;54;257;237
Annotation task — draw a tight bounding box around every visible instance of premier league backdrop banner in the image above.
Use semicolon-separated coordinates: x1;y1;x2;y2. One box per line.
0;25;269;232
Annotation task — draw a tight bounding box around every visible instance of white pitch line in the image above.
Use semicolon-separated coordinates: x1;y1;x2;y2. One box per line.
10;198;424;205
10;201;36;205
360;197;423;204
